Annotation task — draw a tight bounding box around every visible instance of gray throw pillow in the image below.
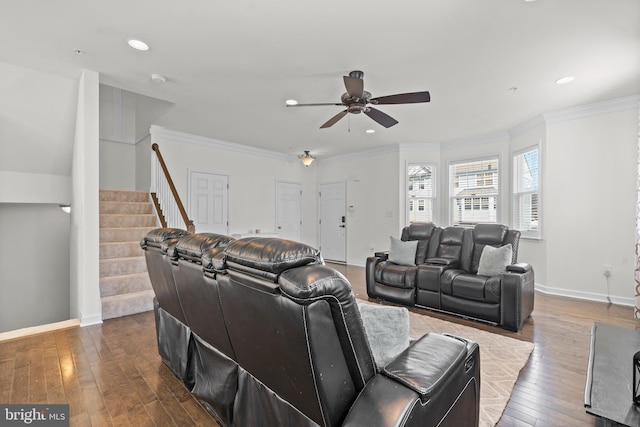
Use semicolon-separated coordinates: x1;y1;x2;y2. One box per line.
477;244;513;276
358;303;410;370
388;236;418;266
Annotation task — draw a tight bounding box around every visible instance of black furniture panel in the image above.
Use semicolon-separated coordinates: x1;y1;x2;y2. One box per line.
366;223;535;332
143;231;481;426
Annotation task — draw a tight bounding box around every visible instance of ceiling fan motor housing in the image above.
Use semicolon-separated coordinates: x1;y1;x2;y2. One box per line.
341;91;372;114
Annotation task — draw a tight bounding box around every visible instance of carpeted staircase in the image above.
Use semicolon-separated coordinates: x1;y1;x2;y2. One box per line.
99;189;158;320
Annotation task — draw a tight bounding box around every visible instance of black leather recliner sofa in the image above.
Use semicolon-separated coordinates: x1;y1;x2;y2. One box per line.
142;230;481;426
366;223;534;332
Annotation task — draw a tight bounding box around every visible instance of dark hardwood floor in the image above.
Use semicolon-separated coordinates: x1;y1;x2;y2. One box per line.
1;263;638;426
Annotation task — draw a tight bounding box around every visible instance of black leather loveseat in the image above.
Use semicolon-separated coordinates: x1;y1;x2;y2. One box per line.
366;223;534;332
142;229;481;427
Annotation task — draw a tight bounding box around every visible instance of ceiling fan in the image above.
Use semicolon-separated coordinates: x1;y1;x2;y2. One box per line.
287;70;430;129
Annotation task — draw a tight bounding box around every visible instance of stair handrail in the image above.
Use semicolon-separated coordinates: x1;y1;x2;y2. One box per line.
151;143;195;233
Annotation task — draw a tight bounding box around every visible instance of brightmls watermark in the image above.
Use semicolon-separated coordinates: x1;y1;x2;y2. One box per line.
0;405;68;426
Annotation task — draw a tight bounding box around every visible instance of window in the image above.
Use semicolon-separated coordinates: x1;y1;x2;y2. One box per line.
449;157;499;226
513;146;540;237
407;163;436;223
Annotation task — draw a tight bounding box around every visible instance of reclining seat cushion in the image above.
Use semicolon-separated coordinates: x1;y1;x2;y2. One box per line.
374;262;418;289
374;222;438;289
441;225;509;322
447;273;501;304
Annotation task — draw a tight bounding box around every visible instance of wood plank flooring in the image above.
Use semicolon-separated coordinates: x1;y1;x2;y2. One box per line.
1;262;638;426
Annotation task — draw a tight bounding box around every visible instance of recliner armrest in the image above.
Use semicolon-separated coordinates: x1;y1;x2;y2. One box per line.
374;251;389;260
343;333;479;427
426;257;459;267
383;333;467;403
506;262;531;274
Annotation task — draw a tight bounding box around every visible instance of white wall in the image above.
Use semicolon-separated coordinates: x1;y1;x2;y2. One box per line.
136;135;152;191
543;105;638;303
316;148;400;265
0;62;76;333
99;139;136;190
150;126;318;246
70;70;101;326
0;204;70;333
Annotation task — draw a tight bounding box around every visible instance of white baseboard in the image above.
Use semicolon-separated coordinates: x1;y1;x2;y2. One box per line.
80;314;103;327
0;318;81;342
534;283;634;306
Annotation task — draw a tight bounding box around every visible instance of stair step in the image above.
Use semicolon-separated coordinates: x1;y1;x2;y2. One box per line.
100;214;157;228
100;201;153;215
100;256;147;278
100;272;152;297
100;227;156;243
98;189;159;319
99;190;149;203
101;290;155;320
100;241;145;259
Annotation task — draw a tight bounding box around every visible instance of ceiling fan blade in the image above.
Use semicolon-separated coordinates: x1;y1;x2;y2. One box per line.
364;107;398;128
370;91;431;105
287;102;344;107
343;76;364;99
320;110;348;128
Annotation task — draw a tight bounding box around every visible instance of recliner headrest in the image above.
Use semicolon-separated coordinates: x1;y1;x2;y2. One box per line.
224;237;323;276
402;222;436;241
473;224;508;245
175;233;235;263
140;228;189;252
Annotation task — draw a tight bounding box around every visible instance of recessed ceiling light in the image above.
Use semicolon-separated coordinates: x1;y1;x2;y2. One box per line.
127;39;149;51
365;129;375;134
285;99;298;106
556;76;575;85
151;74;166;84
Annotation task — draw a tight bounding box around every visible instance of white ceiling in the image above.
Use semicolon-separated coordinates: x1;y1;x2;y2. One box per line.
1;0;639;158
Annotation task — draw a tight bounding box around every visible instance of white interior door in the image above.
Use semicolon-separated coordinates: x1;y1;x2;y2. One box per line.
319;182;346;262
276;181;302;242
189;171;228;234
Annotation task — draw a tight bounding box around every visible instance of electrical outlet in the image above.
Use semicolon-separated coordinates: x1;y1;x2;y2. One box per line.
602;265;612;277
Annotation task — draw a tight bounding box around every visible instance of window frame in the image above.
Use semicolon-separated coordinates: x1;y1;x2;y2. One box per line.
511;144;541;239
406;162;437;225
448;156;500;226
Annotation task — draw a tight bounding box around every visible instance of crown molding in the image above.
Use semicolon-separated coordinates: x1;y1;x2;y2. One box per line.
317;144;399;165
508;115;546;139
398;142;440;153
150;125;295;162
442;130;510;149
543;94;640;124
